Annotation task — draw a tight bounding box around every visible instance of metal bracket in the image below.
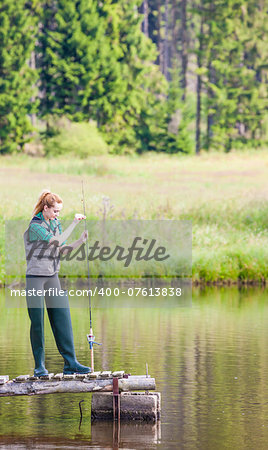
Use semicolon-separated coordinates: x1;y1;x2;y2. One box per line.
113;377;120;421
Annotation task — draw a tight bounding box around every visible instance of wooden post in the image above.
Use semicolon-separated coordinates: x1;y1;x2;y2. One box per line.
113;377;120;421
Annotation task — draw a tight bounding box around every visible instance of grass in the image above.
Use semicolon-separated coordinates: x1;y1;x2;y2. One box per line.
2;149;268;285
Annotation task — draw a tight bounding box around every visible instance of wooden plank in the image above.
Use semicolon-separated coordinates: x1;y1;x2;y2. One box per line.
39;373;54;380
0;376;9;384
88;371;101;379
53;373;63;380
63;374;76;380
99;371;112;378
75;374;87;380
0;377;156;397
112;371;125;378
14;375;30;382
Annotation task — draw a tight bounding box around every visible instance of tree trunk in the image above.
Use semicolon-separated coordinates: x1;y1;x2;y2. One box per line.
29;50;37;127
180;0;187;100
157;0;163;70
163;0;170;80
195;17;204;155
143;0;149;37
171;0;177;61
206;49;214;149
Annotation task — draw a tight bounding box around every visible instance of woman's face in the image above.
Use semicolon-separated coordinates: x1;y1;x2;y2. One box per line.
43;202;63;220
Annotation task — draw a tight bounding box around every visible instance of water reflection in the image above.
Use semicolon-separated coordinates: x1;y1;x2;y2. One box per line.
0;421;161;449
91;421;161;449
1;286;268;448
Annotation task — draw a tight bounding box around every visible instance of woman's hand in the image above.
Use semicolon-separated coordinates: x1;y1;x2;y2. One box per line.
80;230;88;243
73;213;86;223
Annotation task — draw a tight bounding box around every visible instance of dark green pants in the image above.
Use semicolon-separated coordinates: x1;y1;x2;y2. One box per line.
26;274;77;375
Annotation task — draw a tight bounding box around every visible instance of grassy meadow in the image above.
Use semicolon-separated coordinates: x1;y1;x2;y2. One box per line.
1;150;268;285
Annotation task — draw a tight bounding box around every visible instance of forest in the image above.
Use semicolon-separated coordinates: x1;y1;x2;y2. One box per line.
0;0;267;155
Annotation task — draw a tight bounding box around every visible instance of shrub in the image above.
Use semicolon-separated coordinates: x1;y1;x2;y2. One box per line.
44;118;109;158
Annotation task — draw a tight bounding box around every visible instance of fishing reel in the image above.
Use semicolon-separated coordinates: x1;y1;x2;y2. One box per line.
87;330;102;350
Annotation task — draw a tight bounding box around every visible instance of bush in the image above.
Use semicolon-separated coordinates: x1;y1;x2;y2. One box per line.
44;118;109;157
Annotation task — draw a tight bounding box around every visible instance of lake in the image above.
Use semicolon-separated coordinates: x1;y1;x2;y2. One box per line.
1;285;268;449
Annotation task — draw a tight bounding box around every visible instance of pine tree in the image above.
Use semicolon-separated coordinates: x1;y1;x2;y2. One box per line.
36;0;168;152
98;0;168;152
194;0;268;151
195;12;204;154
235;1;268;145
37;0;108;127
0;0;37;153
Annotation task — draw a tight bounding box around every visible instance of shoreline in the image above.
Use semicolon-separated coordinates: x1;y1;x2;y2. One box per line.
1;277;267;289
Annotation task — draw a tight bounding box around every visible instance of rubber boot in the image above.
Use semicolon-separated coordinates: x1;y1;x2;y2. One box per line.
27;306;49;377
46;291;91;374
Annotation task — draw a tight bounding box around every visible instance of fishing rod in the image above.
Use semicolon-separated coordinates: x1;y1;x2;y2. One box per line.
81;180;101;372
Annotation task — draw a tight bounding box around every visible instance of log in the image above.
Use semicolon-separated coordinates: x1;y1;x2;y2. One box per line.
91;392;161;421
0;376;155;397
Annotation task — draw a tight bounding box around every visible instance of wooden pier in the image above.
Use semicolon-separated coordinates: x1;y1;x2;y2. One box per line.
0;371;155;397
0;371;160;421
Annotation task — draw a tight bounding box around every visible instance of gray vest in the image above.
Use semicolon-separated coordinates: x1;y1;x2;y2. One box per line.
24;216;61;276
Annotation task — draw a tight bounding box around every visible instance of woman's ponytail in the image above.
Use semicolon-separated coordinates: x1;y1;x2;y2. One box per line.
32;190;63;216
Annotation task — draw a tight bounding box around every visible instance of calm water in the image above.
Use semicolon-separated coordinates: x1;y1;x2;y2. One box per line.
1;286;268;449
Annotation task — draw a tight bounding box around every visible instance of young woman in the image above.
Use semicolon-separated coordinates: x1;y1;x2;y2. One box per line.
24;190;91;376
